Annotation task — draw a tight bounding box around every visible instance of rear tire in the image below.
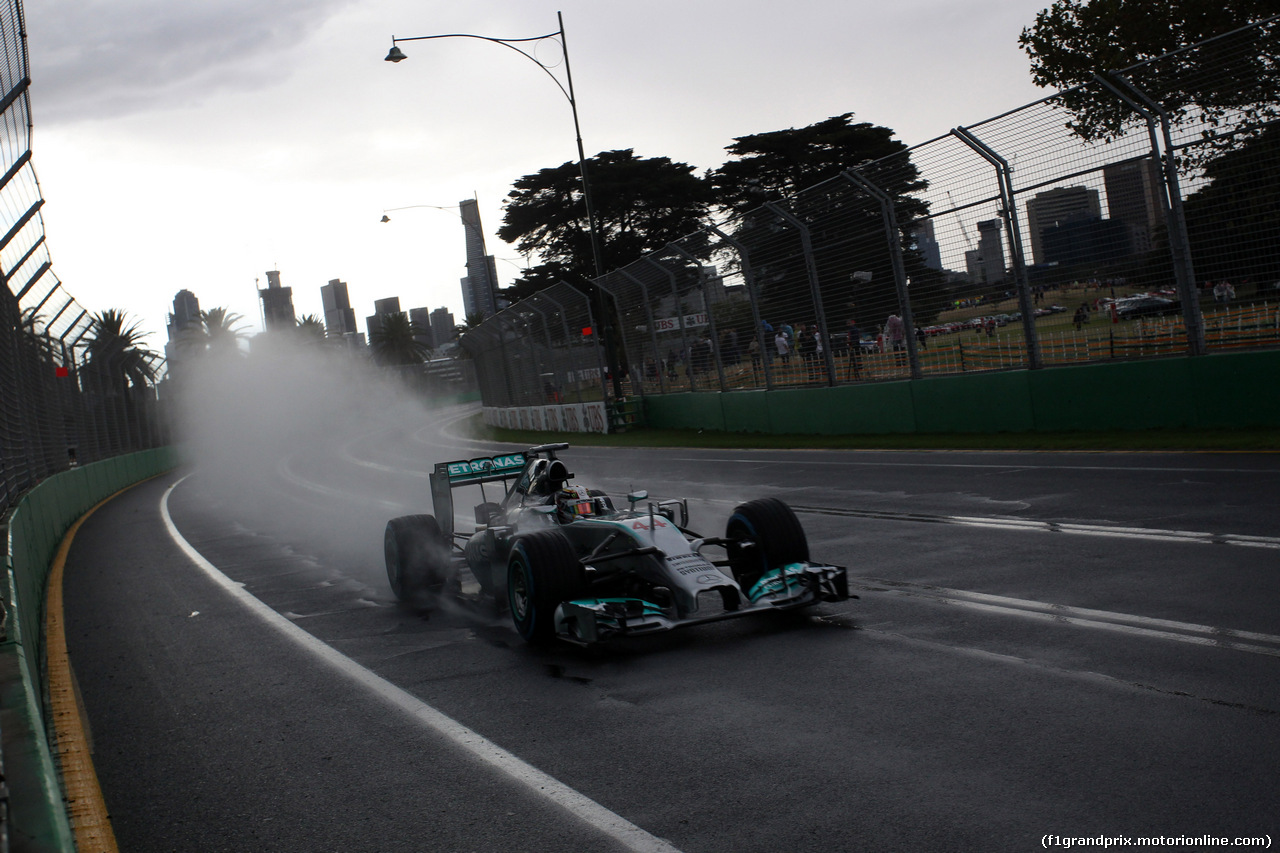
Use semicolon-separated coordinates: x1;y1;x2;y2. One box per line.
725;498;809;592
507;530;584;645
385;515;451;605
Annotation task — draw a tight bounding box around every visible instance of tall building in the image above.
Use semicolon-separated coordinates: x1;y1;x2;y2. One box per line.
165;289;201;367
409;307;435;350
1025;187;1102;266
1104;158;1164;256
430;307;456;349
259;270;295;331
166;289;200;341
366;296;402;339
976;219;1006;284
459;198;499;320
911;220;943;271
320;279;358;338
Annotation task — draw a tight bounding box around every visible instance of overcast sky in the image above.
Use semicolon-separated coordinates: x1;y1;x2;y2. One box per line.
25;0;1056;351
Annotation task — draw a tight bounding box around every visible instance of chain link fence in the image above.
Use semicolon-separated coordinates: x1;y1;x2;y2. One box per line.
1;0;165;515
466;16;1280;413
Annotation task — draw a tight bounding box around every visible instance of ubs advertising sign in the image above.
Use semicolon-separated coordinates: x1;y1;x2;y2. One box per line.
653;312;709;332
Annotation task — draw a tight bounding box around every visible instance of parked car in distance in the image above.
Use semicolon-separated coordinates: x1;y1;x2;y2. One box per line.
1115;295;1181;320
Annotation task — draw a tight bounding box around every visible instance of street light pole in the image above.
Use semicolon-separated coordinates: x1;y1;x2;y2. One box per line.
384;12;604;279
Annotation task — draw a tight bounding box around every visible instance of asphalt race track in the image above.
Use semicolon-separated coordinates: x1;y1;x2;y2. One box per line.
62;405;1280;852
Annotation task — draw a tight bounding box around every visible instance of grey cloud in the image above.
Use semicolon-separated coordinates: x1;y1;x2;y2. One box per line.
26;0;356;123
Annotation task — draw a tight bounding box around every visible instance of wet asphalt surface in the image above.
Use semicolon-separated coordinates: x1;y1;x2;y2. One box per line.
63;406;1280;852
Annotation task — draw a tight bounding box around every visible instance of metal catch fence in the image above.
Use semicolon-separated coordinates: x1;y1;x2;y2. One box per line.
465;16;1280;411
0;0;165;515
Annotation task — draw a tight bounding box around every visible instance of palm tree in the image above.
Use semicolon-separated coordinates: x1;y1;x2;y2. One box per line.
19;307;58;363
197;307;248;355
296;313;327;345
84;309;157;391
368;312;430;366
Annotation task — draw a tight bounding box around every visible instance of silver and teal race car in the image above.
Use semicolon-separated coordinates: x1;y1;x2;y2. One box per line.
384;443;849;645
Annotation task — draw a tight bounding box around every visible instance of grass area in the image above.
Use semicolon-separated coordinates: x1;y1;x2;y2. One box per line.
465;414;1280;452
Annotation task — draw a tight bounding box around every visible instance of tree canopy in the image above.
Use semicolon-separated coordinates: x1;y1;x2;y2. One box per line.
707;115;930;332
368;312;430;366
85;309;157;391
708;114;919;217
1020;0;1280;141
498;148;713;290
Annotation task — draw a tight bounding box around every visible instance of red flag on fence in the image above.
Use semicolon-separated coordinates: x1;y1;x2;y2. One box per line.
582;326;593;337
55;366;69;378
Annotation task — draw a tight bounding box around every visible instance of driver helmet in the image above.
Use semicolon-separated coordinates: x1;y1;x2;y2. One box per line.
556;485;595;522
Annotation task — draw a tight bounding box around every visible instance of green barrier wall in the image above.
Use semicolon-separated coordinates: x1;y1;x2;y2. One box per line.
641;351;1280;435
2;447;177;852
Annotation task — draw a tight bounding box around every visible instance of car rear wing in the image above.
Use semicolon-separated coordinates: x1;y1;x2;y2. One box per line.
429;453;527;538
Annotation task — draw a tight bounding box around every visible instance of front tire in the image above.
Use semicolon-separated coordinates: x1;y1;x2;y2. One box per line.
385;515;450;605
507;531;583;645
725;498;809;593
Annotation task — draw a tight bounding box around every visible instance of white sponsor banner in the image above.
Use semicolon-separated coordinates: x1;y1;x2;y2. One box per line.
654;312;709;332
483;402;608;434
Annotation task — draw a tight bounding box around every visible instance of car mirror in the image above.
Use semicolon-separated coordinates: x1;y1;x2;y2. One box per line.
627;490;648;504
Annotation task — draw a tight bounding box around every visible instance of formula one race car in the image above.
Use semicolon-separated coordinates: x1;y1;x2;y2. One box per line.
384;443;849;646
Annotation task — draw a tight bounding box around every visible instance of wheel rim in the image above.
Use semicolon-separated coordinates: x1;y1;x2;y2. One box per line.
510;559;531;622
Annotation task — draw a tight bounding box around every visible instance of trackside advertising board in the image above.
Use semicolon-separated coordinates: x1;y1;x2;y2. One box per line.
483;402;609;434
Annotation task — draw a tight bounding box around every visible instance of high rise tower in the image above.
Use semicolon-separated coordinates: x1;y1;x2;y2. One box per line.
1104;158;1164;256
321;279;358;338
459;198;499;320
1025;187;1102;266
258;270;295;331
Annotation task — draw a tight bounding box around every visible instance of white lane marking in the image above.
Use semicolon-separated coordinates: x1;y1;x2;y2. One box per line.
792;506;1280;550
850;578;1280;658
159;478;682;853
661;454;1275;475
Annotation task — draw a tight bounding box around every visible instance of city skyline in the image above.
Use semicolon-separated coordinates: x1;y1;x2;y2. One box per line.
26;0;1057;351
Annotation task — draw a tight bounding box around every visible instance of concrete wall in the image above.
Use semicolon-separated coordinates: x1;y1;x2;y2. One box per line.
2;448;177;852
641;351;1280;435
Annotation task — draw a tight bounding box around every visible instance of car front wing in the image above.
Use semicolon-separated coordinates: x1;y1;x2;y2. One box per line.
553;562;849;645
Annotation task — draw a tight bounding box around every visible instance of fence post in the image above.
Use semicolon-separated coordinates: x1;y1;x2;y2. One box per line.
617;268;668;394
667;242;728;392
951;125;1043;370
1094;72;1206;357
840;171;922;380
578;280;619;401
707;223;775;391
762;202;839;387
641;256;697;392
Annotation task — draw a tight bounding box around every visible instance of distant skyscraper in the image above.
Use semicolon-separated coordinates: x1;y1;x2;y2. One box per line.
366;296;402;339
259;270;295;331
167;289;200;341
409;307;435;350
430;307;456;348
911;220;943;271
165;289;201;368
1025;187;1102;266
459;198;499;320
1104;158;1164;256
976;219;1006;284
321;279;357;338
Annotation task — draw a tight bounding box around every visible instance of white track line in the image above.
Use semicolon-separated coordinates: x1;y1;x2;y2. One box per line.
160;477;682;853
850;578;1280;658
793;505;1280;550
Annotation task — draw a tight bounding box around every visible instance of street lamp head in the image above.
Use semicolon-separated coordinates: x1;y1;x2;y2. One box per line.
384;45;407;62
